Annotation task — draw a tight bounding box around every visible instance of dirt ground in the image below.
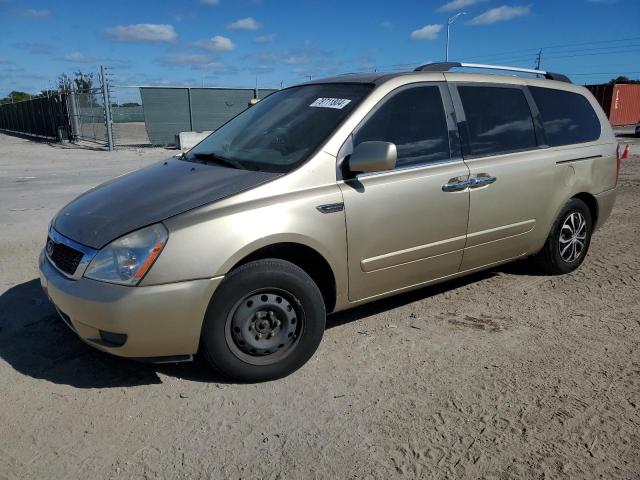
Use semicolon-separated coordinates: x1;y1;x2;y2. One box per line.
0;132;639;480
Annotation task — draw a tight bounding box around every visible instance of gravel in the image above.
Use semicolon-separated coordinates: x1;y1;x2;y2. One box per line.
1;132;639;479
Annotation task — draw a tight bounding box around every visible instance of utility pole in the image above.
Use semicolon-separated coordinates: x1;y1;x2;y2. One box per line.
535;49;542;70
446;12;466;62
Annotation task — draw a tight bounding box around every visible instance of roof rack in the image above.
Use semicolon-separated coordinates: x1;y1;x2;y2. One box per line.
413;62;572;83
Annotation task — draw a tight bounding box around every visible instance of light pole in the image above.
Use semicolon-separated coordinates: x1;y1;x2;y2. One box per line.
446;12;466;62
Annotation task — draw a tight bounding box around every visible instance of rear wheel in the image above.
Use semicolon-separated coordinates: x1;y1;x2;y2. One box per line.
534;198;593;275
200;259;326;382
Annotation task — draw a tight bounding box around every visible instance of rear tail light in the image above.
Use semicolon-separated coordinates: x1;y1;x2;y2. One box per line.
616;144;622;186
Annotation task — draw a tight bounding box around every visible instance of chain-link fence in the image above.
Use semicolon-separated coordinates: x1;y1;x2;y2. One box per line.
2;64;280;150
108;85;151;147
67;87;108;145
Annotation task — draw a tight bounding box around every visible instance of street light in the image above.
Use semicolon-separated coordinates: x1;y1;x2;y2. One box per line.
446;12;466;62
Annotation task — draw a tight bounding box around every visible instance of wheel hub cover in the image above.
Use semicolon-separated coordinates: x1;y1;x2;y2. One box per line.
230;292;298;355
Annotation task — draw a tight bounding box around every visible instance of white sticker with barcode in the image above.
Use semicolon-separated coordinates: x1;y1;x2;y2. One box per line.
309;98;352;109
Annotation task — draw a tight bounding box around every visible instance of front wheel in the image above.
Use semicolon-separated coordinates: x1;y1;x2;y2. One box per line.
534;198;593;275
200;259;326;382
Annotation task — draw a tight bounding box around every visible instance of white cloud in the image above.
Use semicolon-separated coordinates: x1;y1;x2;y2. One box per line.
199;0;220;4
193;35;236;52
104;24;177;42
255;33;276;44
160;54;212;65
380;20;394;29
158;54;236;73
411;24;444;40
19;9;50;19
283;55;309;65
250;42;331;69
63;52;97;63
469;5;530;25
227;17;260;30
437;0;482;12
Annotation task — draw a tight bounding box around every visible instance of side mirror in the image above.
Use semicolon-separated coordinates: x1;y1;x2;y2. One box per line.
348;141;397;174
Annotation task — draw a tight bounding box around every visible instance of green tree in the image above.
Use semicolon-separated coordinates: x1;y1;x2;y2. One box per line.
0;91;34;104
57;71;95;92
56;71;97;108
73;71;94;91
608;76;640;85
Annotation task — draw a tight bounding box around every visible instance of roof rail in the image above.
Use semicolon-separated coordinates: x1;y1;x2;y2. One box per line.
414;62;572;83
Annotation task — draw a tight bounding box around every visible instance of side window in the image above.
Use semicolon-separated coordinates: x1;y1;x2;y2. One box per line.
529;86;601;146
354;86;450;168
458;86;537;157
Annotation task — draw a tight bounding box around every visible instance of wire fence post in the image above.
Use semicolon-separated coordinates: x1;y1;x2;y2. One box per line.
101;65;114;151
67;91;80;142
187;87;194;131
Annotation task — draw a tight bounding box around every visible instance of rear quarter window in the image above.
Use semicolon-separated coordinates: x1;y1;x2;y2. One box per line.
529;86;601;146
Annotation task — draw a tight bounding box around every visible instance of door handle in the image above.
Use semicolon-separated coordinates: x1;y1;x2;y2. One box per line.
442;178;470;192
468;174;497;188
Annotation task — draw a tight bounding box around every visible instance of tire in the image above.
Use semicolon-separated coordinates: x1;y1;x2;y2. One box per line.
200;259;326;382
534;198;593;275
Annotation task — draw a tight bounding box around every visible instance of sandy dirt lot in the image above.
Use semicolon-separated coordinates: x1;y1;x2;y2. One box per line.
0;132;639;479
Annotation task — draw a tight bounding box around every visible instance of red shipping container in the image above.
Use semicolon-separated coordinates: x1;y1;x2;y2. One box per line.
587;83;640;127
609;84;640;127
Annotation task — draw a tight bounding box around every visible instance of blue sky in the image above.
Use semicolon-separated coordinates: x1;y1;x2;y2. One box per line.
1;0;639;97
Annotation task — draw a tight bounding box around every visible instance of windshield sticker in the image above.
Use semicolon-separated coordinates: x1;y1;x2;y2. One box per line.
309;98;352;109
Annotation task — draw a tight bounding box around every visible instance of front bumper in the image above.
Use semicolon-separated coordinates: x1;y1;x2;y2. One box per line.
39;251;222;358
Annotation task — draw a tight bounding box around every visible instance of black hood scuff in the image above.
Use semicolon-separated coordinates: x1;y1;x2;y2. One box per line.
53;158;280;249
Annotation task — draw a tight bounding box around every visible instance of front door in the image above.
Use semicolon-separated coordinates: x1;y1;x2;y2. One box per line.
339;83;470;302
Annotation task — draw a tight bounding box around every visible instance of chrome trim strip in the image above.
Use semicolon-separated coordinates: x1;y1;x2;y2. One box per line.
442;178;470;192
46;227;98;281
353;156;466;180
467;175;497;188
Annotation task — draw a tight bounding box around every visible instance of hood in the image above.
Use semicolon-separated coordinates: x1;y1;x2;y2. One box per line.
53;158;279;249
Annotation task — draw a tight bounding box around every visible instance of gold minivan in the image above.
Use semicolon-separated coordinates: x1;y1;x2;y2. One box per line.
40;63;619;381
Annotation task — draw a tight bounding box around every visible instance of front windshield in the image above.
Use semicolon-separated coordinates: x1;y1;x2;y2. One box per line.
186;83;373;173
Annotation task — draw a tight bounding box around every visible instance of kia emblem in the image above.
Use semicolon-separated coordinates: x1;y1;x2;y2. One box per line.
46;239;55;256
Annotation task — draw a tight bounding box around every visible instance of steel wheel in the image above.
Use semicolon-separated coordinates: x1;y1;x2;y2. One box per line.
559;211;587;263
224;288;304;366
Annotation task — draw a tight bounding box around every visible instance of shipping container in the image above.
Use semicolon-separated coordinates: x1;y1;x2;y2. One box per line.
586;83;640;127
609;84;640;126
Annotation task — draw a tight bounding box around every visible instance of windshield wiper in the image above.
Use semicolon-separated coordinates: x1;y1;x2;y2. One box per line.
190;152;244;170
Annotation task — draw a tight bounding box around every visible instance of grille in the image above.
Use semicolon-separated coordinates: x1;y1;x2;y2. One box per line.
48;238;84;276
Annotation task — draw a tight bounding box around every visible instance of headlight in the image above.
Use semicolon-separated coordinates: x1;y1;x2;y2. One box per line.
84;224;168;286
